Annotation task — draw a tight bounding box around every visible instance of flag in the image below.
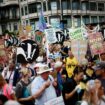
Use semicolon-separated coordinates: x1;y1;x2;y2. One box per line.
38;10;47;32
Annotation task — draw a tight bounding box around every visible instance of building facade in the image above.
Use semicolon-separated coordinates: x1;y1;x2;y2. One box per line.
19;0;105;29
0;0;105;34
0;0;20;35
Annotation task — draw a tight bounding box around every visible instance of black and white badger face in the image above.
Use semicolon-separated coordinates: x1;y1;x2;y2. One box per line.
55;31;65;44
17;40;39;63
4;36;19;48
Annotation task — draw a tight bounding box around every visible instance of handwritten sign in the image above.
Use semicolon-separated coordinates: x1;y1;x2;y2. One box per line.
45;28;57;44
88;32;104;55
69;27;85;40
71;39;88;64
44;96;65;105
35;31;43;43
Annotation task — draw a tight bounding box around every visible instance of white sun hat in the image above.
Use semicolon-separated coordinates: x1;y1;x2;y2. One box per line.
37;64;53;74
54;61;63;68
36;56;43;63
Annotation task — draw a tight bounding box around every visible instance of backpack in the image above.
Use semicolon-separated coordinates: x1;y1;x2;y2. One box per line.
18;81;30;98
18;81;35;105
18;77;35;97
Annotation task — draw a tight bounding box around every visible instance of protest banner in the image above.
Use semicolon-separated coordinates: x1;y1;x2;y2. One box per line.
35;31;43;44
71;39;88;64
88;32;105;55
44;96;65;105
69;27;86;40
0;39;8;65
45;28;57;44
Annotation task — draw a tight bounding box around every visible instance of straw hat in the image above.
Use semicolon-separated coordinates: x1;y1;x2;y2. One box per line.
37;64;53;74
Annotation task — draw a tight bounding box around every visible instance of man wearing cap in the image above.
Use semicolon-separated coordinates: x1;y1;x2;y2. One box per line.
31;64;57;105
94;61;105;89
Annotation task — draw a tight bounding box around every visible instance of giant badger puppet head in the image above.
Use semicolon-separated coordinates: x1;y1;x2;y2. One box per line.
55;31;65;45
17;39;39;63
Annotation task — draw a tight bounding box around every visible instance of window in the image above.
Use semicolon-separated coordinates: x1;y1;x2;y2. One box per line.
90;2;97;11
1;24;7;33
83;16;90;24
9;23;11;31
21;7;24;16
36;4;41;12
26;20;29;25
50;17;60;28
12;7;17;18
29;3;41;13
62;0;71;10
51;2;57;10
91;16;97;23
99;16;105;22
63;16;72;28
81;2;89;10
43;2;46;11
62;1;67;10
25;6;28;15
1;10;5;19
72;1;80;10
14;23;18;31
98;3;104;11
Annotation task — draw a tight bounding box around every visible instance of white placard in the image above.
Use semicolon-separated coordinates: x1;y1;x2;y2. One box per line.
45;28;57;44
44;96;65;105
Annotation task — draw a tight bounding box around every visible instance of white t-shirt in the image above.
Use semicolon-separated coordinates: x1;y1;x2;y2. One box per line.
31;75;57;105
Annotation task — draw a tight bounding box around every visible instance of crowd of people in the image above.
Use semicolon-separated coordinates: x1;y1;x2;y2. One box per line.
0;37;105;105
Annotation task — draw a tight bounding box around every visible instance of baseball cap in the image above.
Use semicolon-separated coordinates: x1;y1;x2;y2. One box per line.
93;61;105;71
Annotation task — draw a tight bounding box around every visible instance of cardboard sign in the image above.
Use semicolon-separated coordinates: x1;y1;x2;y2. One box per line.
69;27;85;40
45;28;57;44
35;31;43;43
0;40;5;56
71;39;88;64
88;32;104;55
44;96;65;105
0;39;8;65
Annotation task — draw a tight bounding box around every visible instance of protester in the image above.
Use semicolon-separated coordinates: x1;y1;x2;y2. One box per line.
93;61;105;89
2;61;15;86
53;61;64;96
100;53;105;61
0;74;16;100
15;68;34;105
81;79;105;105
63;49;78;78
31;64;57;105
62;67;84;105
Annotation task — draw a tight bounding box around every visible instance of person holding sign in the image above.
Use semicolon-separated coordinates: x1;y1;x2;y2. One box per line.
62;67;84;105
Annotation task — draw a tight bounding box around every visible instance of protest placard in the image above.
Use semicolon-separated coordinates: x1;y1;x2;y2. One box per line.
44;96;65;105
35;31;43;43
69;27;86;40
88;32;105;55
45;28;57;44
0;39;8;65
71;39;88;64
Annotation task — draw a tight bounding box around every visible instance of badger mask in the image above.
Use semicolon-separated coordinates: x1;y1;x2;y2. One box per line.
17;39;39;63
55;31;65;44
